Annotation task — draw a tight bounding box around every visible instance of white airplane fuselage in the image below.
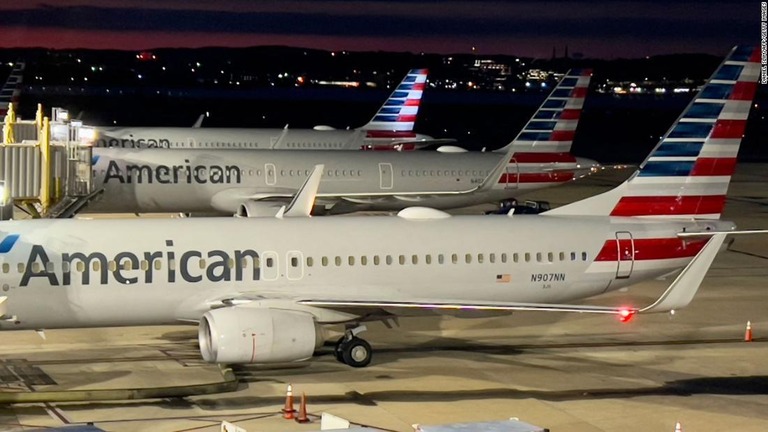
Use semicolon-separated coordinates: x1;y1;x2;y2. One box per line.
91;127;433;150
88;148;594;214
0;215;729;330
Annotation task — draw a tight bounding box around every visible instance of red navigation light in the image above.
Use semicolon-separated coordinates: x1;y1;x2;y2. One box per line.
618;308;636;323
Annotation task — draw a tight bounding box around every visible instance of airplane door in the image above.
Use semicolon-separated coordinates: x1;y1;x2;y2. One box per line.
262;251;279;280
265;163;277;186
505;159;519;189
286;251;304;280
615;231;634;279
379;163;393;189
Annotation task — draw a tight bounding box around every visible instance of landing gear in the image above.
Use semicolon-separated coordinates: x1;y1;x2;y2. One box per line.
334;325;373;368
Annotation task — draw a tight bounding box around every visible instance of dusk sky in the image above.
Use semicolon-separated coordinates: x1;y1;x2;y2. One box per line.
0;1;758;58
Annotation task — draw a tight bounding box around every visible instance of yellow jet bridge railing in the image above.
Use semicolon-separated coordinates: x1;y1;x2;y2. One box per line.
1;104;94;218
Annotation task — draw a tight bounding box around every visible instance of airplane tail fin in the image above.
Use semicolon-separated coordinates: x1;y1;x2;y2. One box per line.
546;45;760;219
485;69;594;190
0;61;24;118
359;68;428;138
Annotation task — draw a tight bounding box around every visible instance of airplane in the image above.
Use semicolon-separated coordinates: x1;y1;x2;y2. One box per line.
0;61;24;118
86;69;596;216
83;69;437;151
0;46;759;369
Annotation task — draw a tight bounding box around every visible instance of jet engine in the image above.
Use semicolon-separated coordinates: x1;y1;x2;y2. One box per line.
199;307;321;364
235;201;285;218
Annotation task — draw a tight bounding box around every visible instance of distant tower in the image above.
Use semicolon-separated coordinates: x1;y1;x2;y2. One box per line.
564;45;569;59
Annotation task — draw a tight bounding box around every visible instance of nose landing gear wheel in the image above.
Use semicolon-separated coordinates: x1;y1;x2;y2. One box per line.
336;337;372;368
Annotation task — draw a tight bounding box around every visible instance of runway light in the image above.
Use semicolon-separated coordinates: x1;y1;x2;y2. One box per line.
618;308;636;323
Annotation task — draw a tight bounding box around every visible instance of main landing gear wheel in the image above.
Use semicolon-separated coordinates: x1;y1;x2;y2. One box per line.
337;337;372;368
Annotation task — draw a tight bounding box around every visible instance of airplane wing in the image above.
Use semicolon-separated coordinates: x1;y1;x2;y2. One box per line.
197;233;726;326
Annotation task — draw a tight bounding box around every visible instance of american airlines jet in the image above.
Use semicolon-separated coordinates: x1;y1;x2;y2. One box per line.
87;69;596;216
86;69;435;151
0;46;759;368
0;61;24;118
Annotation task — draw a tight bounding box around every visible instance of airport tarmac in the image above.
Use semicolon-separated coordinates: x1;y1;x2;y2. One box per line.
0;164;767;431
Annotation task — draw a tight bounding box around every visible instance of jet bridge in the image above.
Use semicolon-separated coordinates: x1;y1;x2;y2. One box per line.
1;104;97;219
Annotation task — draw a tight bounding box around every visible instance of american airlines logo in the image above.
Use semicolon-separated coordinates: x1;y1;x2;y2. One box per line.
19;241;262;287
103;160;243;184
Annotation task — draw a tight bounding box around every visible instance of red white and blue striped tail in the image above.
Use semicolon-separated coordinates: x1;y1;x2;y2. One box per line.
492;69;593;188
546;45;760;220
361;68;428;138
0;61;24;118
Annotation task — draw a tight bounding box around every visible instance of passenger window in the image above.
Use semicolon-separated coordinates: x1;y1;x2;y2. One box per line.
307;257;314;267
465;254;472;264
140;260;149;271
582;252;588;261
155;260;162;270
2;263;9;273
62;262;70;273
291;257;298;267
412;255;418;265
361;256;368;266
77;262;85;272
322;256;329;267
524;253;531;262
335;256;341;266
478;253;484;264
348;256;355;266
501;253;507;263
490;253;496;264
108;261;117;272
399;255;405;265
31;262;41;273
373;255;380;265
536;252;542;262
46;262;55;273
124;260;134;270
452;253;458;264
266;257;274;268
438;254;445;264
17;263;24;273
570;252;577;261
426;254;432;265
548;252;554;262
386;255;393;265
199;259;206;269
559;252;565;261
92;261;101;271
513;253;518;263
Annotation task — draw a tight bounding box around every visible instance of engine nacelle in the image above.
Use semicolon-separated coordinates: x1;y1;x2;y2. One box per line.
199;307;320;364
436;145;468;153
235;201;284;218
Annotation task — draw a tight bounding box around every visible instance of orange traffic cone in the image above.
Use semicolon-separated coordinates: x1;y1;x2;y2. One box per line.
282;384;295;419
295;392;311;423
674;421;682;431
745;321;753;342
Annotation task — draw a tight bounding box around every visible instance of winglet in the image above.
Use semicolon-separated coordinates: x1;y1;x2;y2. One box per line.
640;233;726;313
278;164;324;218
192;114;204;128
